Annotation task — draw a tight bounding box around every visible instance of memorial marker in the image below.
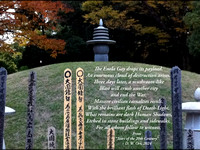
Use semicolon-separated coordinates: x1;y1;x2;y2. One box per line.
159;98;167;149
76;68;84;149
64;69;72;149
0;68;7;149
170;66;182;149
145;130;153;150
107;128;115;150
25;71;36;150
48;126;56;149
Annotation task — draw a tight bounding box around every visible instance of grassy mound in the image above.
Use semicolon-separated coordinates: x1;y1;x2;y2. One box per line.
4;62;200;149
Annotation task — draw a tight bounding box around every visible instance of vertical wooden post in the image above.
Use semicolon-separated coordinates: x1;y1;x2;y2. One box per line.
145;130;153;150
107;128;115;150
64;69;72;149
0;68;7;149
25;71;37;150
76;68;84;149
48;126;56;149
171;66;182;149
159;98;167;150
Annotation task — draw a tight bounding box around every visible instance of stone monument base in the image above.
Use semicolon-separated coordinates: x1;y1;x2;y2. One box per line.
94;54;108;62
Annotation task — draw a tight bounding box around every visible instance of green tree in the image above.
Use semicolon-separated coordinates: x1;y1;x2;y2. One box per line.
82;1;192;69
0;42;25;73
0;52;19;73
184;1;200;57
53;1;93;62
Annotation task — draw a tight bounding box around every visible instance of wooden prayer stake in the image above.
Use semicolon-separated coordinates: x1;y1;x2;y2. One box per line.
0;68;7;149
64;69;72;149
25;71;36;150
107;128;115;150
76;68;84;149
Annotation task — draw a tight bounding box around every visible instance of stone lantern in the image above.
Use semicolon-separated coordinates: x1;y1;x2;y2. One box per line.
182;87;200;149
86;19;116;61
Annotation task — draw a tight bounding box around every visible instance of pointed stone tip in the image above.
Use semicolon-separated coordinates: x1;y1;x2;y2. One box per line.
29;71;37;80
0;67;7;75
30;71;36;75
0;67;6;71
170;66;181;74
99;19;103;26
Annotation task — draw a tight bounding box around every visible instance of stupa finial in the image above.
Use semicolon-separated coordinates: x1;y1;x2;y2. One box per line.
99;19;103;26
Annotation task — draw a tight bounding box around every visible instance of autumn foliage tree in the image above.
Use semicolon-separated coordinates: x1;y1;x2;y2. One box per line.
0;1;73;58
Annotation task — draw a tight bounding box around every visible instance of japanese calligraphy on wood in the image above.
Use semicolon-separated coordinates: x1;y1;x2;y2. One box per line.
107;128;115;150
76;68;84;149
48;126;56;149
171;66;182;149
25;71;36;150
0;68;7;149
64;69;72;149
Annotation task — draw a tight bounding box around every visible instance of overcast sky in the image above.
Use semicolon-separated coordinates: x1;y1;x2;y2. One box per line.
0;9;15;44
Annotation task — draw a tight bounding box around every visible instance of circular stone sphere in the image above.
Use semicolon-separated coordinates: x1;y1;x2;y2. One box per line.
194;87;200;101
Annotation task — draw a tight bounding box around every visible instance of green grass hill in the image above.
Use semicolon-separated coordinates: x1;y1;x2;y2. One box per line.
4;62;200;149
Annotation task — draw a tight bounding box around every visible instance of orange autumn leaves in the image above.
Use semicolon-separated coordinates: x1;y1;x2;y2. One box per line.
29;33;66;58
0;1;73;58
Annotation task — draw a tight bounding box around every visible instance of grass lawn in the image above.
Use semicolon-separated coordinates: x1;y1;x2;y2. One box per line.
3;62;200;149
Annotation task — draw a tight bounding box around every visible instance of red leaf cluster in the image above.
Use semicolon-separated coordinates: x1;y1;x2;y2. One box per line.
0;1;73;57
